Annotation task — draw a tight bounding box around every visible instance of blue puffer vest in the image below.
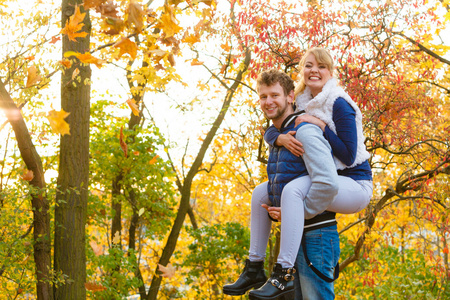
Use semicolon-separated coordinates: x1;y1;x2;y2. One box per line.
267;113;309;207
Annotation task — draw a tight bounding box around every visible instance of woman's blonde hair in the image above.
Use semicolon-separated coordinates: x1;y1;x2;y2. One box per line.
294;47;335;97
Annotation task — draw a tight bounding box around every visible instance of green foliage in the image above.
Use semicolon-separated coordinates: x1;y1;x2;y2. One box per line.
86;246;142;300
0;185;36;298
180;222;250;297
89;100;176;237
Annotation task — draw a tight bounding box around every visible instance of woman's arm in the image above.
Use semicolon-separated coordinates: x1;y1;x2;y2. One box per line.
324;98;357;165
294;98;358;166
264;124;304;157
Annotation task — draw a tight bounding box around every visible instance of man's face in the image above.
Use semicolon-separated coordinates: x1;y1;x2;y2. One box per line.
259;82;294;124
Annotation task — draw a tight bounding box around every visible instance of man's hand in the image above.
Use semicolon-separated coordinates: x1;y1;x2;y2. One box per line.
261;204;281;221
295;114;326;131
275;131;304;157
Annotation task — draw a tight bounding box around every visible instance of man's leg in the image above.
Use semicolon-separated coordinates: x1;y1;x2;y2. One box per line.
294;225;340;300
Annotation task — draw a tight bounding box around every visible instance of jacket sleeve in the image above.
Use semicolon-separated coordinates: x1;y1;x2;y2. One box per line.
296;123;339;219
323;98;357;166
264;125;280;147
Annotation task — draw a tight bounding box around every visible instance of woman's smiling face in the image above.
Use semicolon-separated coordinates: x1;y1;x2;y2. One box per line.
303;53;333;97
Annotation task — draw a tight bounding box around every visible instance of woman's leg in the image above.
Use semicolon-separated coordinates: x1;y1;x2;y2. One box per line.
327;177;373;214
249;181;272;262
277;176;312;268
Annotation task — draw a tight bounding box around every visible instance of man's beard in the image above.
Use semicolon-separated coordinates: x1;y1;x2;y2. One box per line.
264;102;288;121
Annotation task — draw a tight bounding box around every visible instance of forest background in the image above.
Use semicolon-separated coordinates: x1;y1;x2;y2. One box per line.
0;0;449;299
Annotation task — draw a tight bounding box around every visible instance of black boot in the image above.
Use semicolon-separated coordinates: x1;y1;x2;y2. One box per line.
223;259;267;296
248;263;296;300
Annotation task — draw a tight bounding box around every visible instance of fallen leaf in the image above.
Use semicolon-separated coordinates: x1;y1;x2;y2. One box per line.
59;59;72;69
61;5;88;42
119;127;128;157
85;282;106;292
102;17;125;35
168;53;176;66
126;99;140;116
83;0;106;9
95;0;119;18
114;37;138;60
138;207;145;216
64;51;105;68
89;240;104;256
72;68;80;80
50;36;61;44
158;263;176;279
47;109;71;136
26;65;42;88
149;155;159;165
75;52;105;68
191;58;204;66
21;169;34;181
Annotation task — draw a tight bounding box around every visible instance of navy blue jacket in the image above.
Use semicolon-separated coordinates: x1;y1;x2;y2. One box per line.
267;112;308;207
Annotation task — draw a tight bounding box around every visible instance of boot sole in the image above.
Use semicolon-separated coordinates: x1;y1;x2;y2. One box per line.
222;281;266;296
248;289;295;300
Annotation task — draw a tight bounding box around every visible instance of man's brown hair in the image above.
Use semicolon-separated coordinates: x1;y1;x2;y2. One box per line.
256;69;295;96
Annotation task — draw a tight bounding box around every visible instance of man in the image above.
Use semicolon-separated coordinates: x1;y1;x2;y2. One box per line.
223;69;340;300
256;69;340;300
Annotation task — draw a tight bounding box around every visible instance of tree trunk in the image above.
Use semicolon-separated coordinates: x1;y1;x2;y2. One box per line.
0;82;53;300
146;49;251;300
53;1;91;299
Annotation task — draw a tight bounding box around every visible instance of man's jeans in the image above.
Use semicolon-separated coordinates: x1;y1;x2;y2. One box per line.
294;224;340;300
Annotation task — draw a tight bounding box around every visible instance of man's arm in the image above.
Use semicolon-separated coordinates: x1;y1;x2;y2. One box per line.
296;124;339;219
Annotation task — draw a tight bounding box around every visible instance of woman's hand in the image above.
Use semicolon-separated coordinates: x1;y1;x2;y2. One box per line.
295;114;326;131
275;131;304;157
261;204;282;221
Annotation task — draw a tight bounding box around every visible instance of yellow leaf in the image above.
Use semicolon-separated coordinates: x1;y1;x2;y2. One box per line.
26;65;42;88
126;99;140;116
47;109;71;136
182;33;200;45
191;58;204;66
112;231;120;244
114;37;138;60
138;208;145;216
158;263;176;278
156;8;183;38
149;155;159;165
61;5;88;42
